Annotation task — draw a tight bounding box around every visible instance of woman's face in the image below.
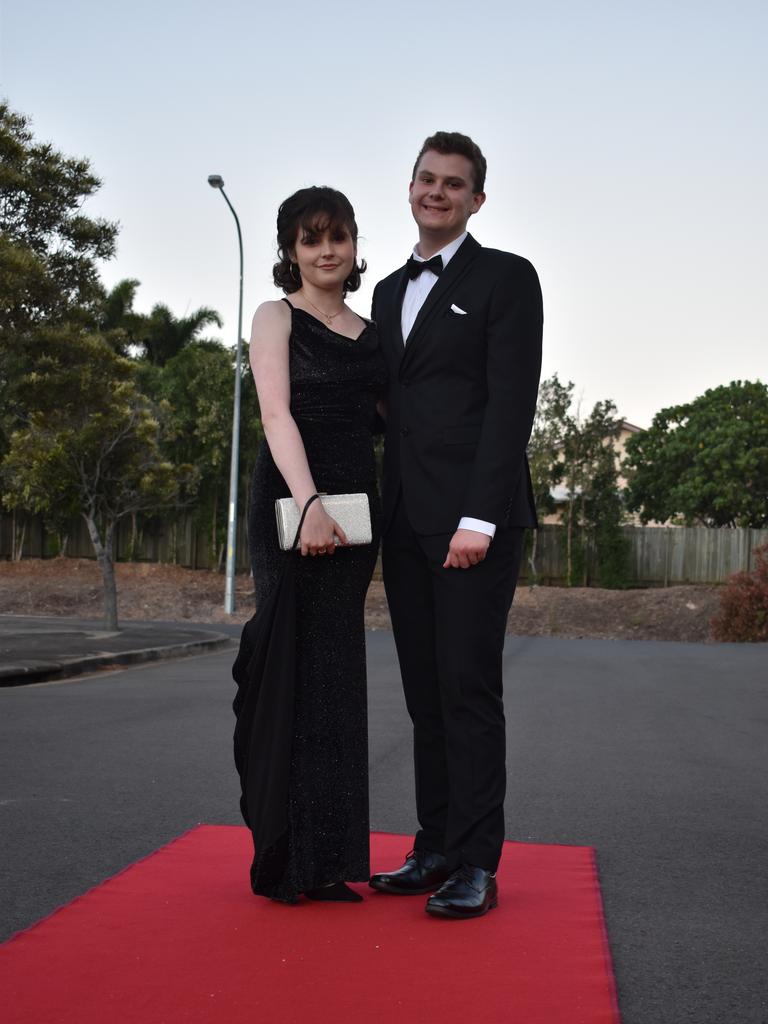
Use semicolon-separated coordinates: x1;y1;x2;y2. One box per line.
291;220;356;292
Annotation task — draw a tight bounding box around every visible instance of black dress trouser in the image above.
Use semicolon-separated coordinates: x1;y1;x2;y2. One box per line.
382;493;525;873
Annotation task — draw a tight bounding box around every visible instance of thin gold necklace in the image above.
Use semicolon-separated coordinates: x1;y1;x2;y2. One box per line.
304;295;344;326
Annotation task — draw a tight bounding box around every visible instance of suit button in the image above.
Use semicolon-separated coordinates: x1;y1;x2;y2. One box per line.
400;427;410;437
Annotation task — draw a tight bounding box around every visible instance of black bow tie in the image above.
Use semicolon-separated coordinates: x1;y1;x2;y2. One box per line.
407;254;443;280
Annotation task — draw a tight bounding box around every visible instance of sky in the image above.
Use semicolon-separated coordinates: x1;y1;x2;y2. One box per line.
1;0;765;428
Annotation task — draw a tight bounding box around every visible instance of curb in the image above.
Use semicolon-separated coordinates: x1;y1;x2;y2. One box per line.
0;632;234;687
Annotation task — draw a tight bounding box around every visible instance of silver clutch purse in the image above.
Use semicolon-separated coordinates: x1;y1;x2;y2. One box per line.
275;493;372;551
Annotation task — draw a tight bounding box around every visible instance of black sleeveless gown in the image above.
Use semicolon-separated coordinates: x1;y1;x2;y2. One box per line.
242;301;386;899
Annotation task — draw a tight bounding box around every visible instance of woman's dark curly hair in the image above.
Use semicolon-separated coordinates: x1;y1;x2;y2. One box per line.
273;186;366;295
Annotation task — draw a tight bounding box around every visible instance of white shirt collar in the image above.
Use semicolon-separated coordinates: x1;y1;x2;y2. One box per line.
411;231;468;268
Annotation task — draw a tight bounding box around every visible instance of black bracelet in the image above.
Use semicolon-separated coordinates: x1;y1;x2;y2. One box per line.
290;493;321;550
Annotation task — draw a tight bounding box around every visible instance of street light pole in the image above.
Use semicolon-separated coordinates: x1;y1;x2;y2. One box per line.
208;174;244;614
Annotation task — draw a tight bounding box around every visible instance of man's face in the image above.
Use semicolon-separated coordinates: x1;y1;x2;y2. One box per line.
409;150;485;240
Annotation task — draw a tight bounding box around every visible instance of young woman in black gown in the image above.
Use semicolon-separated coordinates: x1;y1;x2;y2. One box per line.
239;187;385;903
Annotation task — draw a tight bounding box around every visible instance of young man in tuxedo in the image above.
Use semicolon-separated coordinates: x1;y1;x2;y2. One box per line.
369;132;543;919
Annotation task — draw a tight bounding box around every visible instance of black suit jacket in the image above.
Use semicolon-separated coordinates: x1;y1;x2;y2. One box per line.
372;234;542;535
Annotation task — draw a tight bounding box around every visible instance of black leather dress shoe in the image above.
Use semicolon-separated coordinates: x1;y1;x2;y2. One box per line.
425;864;498;919
369;849;451;895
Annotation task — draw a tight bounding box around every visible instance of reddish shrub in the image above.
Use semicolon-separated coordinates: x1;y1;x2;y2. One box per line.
710;543;768;642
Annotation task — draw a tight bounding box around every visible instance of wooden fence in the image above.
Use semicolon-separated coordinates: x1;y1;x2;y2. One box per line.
0;511;251;571
2;512;767;586
522;525;768;586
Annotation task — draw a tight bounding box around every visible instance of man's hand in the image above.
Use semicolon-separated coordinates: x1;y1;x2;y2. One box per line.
443;529;491;569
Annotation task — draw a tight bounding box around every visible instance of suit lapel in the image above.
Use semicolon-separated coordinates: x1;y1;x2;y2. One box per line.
401;234;481;368
392;267;409;350
376;266;409;370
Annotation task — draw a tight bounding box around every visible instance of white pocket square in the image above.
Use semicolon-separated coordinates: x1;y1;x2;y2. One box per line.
450;303;468;314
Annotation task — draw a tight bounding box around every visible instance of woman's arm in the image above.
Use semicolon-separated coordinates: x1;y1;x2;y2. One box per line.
249;301;347;554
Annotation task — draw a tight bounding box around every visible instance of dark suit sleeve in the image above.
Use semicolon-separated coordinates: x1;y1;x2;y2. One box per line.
463;258;543;525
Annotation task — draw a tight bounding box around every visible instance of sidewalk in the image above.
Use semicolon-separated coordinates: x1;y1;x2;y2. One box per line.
0;615;234;686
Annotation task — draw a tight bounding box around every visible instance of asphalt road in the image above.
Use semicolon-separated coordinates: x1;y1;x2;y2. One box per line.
1;631;766;1024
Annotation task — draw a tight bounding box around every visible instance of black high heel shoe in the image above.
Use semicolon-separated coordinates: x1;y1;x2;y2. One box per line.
305;882;363;903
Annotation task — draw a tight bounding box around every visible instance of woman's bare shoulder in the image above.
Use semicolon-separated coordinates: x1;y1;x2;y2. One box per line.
251;298;290;341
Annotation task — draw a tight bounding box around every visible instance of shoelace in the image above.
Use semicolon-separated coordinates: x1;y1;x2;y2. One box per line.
450;864;496;890
407;848;434;864
456;864;479;886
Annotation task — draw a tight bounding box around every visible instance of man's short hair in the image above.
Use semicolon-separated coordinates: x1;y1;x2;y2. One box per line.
411;131;487;193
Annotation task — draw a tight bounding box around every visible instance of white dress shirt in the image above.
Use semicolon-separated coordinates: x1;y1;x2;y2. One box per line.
401;232;496;540
401;231;468;341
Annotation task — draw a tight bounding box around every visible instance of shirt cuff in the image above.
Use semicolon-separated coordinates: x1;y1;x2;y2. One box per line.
458;516;496;539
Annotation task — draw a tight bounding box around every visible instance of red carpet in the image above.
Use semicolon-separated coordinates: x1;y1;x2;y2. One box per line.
1;827;620;1023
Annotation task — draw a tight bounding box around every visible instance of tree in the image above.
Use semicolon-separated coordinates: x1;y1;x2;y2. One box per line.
149;340;263;570
0;102;117;336
584;437;631;589
560;400;629;587
625;380;768;528
1;329;196;628
527;374;574;580
529;374;574;516
98;278;144;356
1;101;119;479
138;303;223;367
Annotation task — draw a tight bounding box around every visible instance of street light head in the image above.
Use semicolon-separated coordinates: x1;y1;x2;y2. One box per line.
208;174;224;189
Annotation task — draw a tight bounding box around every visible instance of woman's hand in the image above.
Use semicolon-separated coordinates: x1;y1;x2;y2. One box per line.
299;502;349;556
